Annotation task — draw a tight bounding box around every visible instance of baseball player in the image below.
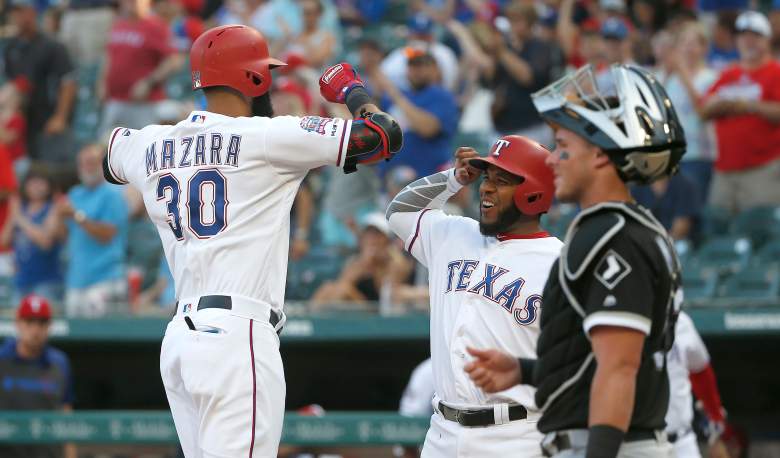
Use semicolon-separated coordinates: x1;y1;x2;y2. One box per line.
465;64;687;458
386;136;562;457
666;311;731;458
102;25;402;458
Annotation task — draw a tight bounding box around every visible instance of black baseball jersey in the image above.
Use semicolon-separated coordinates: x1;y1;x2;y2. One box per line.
533;202;681;434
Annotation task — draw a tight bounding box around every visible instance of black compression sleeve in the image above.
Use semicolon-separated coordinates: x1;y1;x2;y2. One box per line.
345;86;373;117
586;425;625;458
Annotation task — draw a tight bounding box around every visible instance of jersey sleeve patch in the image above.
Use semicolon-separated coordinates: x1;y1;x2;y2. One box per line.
594;249;632;290
299;116;338;136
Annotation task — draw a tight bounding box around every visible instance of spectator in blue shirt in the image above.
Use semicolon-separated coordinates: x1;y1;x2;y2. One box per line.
371;51;460;178
631;173;701;241
57;144;128;317
0;169;64;304
0;295;76;458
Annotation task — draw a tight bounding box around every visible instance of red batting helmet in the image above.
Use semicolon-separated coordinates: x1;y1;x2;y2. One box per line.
469;135;555;215
190;25;286;98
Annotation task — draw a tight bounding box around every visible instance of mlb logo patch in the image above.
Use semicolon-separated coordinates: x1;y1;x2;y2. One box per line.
191;114;206;123
182;303;192;313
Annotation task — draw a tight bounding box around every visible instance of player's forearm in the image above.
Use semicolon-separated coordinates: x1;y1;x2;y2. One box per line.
386;169;461;241
78;220;118;244
588;362;637;430
749;100;780;123
147;54;185;86
386;168;462;218
54;79;77;121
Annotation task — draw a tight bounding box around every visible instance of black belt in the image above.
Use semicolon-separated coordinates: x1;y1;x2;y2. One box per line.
175;295;283;333
542;429;662;457
437;401;527;427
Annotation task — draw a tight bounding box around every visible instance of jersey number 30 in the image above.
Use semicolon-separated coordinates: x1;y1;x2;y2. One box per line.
156;169;228;240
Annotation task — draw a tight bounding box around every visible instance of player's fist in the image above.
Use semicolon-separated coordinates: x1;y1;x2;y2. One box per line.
454;147;481;186
319;63;364;104
464;347;522;393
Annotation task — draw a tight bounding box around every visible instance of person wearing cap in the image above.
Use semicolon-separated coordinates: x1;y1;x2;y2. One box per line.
310;212;413;308
386;138;561;457
600;17;633;66
370;51;460;178
700;10;780;214
482;1;561;144
380;13;459;91
3;0;77;163
97;0;184;139
0;295;76;458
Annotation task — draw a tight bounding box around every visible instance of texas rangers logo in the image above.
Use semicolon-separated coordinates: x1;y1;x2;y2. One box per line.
492;139;511;157
299;116;333;136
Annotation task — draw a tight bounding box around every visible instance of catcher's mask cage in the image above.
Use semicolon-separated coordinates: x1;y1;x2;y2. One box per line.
532;64;687;184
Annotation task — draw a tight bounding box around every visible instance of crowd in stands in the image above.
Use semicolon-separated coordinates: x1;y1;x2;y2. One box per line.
0;0;779;317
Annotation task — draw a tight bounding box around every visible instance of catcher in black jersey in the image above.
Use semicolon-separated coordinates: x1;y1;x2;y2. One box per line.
464;64;686;458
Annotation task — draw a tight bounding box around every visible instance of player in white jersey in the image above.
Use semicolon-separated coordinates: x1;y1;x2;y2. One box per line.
386;135;562;457
101;25;402;458
666;311;730;458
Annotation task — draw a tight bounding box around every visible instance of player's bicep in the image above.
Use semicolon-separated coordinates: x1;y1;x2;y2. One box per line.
264;115;351;172
104;127;138;185
582;237;656;336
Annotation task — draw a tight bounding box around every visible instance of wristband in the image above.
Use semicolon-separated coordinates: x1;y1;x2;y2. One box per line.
346;85;372;116
586;425;625;458
74;210;87;224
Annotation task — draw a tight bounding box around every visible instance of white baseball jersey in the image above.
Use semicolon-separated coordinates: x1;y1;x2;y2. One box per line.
105;111;351;310
388;169;563;410
665;311;710;433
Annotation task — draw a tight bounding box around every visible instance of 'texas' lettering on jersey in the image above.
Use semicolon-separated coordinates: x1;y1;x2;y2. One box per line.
145;133;242;177
445;259;540;326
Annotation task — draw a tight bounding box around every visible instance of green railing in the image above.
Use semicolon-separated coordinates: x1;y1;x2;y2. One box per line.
1;306;780;343
0;411;429;445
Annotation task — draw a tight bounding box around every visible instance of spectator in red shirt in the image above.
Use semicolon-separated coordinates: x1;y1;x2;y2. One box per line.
97;0;184;138
701;11;780;213
0;143;17;279
0;79;28;177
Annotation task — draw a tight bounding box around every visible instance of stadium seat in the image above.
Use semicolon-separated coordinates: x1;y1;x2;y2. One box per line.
730;206;780;248
689;236;752;275
286;247;346;301
699;206;731;238
681;264;718;303
718;267;780;301
753;239;780;268
0;275;13;309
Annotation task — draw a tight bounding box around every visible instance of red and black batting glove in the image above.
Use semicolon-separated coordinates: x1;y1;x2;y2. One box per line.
319;63;364;104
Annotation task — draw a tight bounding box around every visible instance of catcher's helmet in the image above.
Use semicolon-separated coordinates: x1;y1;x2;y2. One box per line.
532;64;686;184
190;25;286;98
469;135;555;216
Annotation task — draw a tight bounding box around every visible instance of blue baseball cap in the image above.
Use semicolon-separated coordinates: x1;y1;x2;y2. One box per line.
601;17;629;40
408;13;434;35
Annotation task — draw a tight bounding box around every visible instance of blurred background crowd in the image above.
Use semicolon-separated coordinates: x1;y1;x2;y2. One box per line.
0;0;779;318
